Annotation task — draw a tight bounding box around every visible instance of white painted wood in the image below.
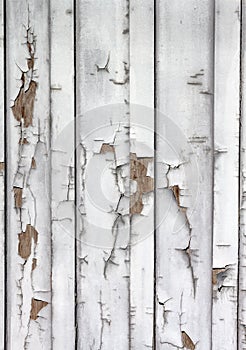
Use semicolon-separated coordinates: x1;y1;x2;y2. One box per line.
239;2;246;348
129;1;154;348
0;0;4;348
6;1;51;349
156;1;214;349
2;2;245;349
50;0;75;348
76;1;130;349
212;1;240;348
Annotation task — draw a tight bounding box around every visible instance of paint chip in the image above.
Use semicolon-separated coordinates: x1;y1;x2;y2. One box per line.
19;137;29;145
182;331;195;350
13;187;22;208
18;224;38;260
12;79;37;128
30;298;48;320
171;185;180;207
130;153;154;214
31;157;36;169
100;143;115;154
212;268;225;285
32;258;37;270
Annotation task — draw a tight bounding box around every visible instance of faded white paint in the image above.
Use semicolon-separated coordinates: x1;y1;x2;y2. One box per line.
50;0;75;348
76;1;130;349
213;1;240;348
2;1;246;349
129;1;154;349
239;2;246;349
6;1;51;349
156;1;214;349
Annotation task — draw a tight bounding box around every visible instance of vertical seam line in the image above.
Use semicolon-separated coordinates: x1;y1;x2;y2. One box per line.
211;0;216;348
74;0;78;348
3;0;7;346
153;0;157;349
237;0;243;348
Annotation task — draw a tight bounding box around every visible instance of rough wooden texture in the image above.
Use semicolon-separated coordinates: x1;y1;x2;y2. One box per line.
6;1;51;349
50;0;75;348
2;1;246;349
129;1;154;348
212;1;240;348
76;1;130;349
155;1;214;349
240;1;246;348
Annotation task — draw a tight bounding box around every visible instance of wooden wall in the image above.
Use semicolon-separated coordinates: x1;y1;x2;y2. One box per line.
1;1;245;349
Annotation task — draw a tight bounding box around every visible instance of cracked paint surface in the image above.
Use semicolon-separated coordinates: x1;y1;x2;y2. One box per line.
130;153;154;215
18;225;38;260
76;1;131;348
7;3;51;349
49;0;75;347
155;1;214;349
3;1;241;349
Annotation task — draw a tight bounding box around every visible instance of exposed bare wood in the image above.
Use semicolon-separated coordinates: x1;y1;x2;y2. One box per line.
2;2;245;349
129;2;154;349
156;1;214;349
76;1;130;349
30;298;48;321
18;225;38;260
212;3;240;347
6;1;51;348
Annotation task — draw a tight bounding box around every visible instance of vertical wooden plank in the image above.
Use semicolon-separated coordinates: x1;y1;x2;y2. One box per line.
50;0;75;348
6;1;51;349
155;1;214;349
129;1;154;348
76;1;130;349
239;1;246;348
0;0;4;348
212;1;240;348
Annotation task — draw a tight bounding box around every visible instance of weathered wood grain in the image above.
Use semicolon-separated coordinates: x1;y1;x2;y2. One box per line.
2;2;245;349
212;1;240;348
76;1;130;349
155;1;214;349
50;0;75;348
129;1;155;348
6;1;51;348
239;2;246;348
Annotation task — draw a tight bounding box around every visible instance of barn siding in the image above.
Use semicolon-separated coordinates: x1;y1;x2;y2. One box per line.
6;1;51;349
50;0;75;348
213;1;240;348
1;1;244;349
156;1;214;348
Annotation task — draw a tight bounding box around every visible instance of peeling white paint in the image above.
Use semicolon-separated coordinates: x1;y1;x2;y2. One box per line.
50;0;75;348
239;2;246;349
6;2;51;349
76;1;130;349
2;1;246;349
156;1;214;349
212;1;240;348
